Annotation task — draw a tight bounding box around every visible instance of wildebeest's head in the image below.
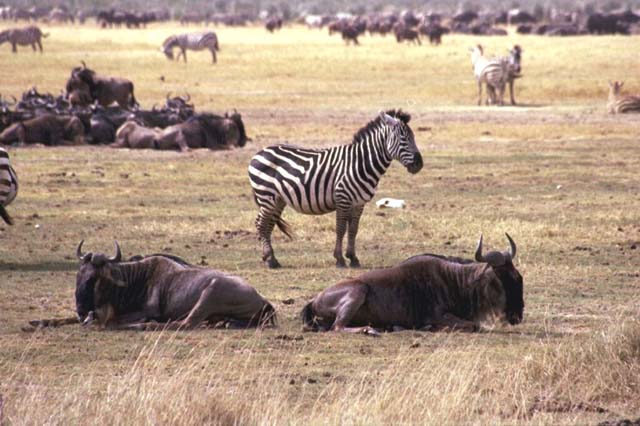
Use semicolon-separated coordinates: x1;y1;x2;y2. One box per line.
379;110;423;174
75;240;124;323
475;233;524;325
225;109;249;147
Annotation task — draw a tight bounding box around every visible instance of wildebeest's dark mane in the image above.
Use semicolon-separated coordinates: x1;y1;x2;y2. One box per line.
127;253;194;266
399;253;475;266
351;109;411;144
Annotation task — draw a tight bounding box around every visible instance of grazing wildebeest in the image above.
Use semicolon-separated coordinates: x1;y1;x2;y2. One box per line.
0;113;84;145
0;26;48;53
74;241;277;330
162;32;219;64
301;234;523;334
341;24;360;45
394;24;421;44
0;148;18;225
265;17;282;32
607;81;640;114
419;23;448;45
66;62;137;108
248;110;423;269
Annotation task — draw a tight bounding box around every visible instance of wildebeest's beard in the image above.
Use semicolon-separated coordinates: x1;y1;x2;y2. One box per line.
75;270;96;321
494;264;524;325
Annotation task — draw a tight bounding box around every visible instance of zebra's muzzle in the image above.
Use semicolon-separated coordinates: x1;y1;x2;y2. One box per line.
406;152;423;174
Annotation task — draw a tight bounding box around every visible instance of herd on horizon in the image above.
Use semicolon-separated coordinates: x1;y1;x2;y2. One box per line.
0;3;635;335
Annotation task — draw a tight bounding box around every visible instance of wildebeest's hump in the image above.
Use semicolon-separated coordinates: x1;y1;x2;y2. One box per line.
399;253;475;266
127;253;194;266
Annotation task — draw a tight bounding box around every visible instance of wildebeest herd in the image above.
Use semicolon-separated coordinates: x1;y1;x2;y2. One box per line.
2;4;639;338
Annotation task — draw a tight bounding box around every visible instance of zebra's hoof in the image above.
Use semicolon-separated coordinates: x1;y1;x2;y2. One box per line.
349;259;361;268
266;258;281;269
335;259;347;268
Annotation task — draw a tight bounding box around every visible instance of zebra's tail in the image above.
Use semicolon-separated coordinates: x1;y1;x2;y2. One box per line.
0;205;13;225
276;216;293;239
301;301;318;331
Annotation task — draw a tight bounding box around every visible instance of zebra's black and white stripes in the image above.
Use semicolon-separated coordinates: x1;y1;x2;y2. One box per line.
0;148;18;225
487;45;523;106
162;32;219;64
248;110;423;269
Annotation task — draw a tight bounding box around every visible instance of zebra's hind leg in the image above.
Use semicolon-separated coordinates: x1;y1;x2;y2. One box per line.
255;200;286;269
334;209;350;268
345;205;364;268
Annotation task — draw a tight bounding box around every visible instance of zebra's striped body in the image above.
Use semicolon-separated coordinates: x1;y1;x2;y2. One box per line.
249;111;423;269
0;148;18;225
0;26;48;53
607;81;640;114
487;45;523;105
162;32;219;64
470;45;508;106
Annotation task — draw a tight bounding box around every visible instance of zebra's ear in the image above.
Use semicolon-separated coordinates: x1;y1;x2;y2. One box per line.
379;111;399;127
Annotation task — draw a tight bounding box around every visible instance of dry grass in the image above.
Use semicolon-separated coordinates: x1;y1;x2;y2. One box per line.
0;23;639;425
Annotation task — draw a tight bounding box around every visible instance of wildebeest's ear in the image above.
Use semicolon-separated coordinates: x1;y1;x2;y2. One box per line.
379;111;399;127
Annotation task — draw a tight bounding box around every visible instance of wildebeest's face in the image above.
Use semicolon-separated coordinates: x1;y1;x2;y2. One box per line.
380;111;423;174
75;241;123;322
494;261;524;325
475;233;524;325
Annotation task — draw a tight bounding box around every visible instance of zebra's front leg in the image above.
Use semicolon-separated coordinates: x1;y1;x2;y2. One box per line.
477;81;483;106
333;209;349;268
345;205;364;268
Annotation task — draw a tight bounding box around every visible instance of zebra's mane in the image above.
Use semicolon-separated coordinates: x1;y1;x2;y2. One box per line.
351;109;411;144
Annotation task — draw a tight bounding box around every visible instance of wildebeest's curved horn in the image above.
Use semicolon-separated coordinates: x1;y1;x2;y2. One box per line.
81;60;87;69
108;241;122;262
475;234;485;262
9;95;17;105
233;108;238;114
77;239;86;260
505;233;516;260
166;91;171;100
184;92;190;102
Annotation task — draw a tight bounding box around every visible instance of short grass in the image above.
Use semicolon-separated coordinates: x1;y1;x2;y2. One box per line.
0;23;639;425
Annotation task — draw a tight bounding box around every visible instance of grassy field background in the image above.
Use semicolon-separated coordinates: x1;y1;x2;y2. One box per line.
0;23;639;424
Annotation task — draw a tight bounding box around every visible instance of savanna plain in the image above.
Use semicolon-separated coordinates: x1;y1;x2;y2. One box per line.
0;23;639;425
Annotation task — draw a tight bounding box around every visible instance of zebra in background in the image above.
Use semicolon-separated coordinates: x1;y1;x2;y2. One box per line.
607;81;640;114
248;110;423;269
0;148;18;225
162;32;219;64
487;45;523;105
470;44;508;106
0;26;48;53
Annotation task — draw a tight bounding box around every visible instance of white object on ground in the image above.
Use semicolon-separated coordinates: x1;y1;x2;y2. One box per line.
376;198;406;209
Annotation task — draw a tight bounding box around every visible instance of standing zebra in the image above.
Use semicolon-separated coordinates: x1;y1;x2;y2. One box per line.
248;110;423;269
162;32;219;64
0;26;48;53
0;148;18;225
470;44;508;106
607;81;640;114
487;45;523;105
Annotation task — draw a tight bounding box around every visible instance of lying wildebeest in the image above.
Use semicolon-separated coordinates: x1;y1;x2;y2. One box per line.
0;26;48;53
301;234;523;334
112;111;248;151
73;241;276;330
110;120;165;150
152;112;249;150
66;62;138;108
0;113;84;145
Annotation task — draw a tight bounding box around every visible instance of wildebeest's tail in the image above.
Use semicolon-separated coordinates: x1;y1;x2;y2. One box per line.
0;205;13;225
301;300;318;331
259;301;277;327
